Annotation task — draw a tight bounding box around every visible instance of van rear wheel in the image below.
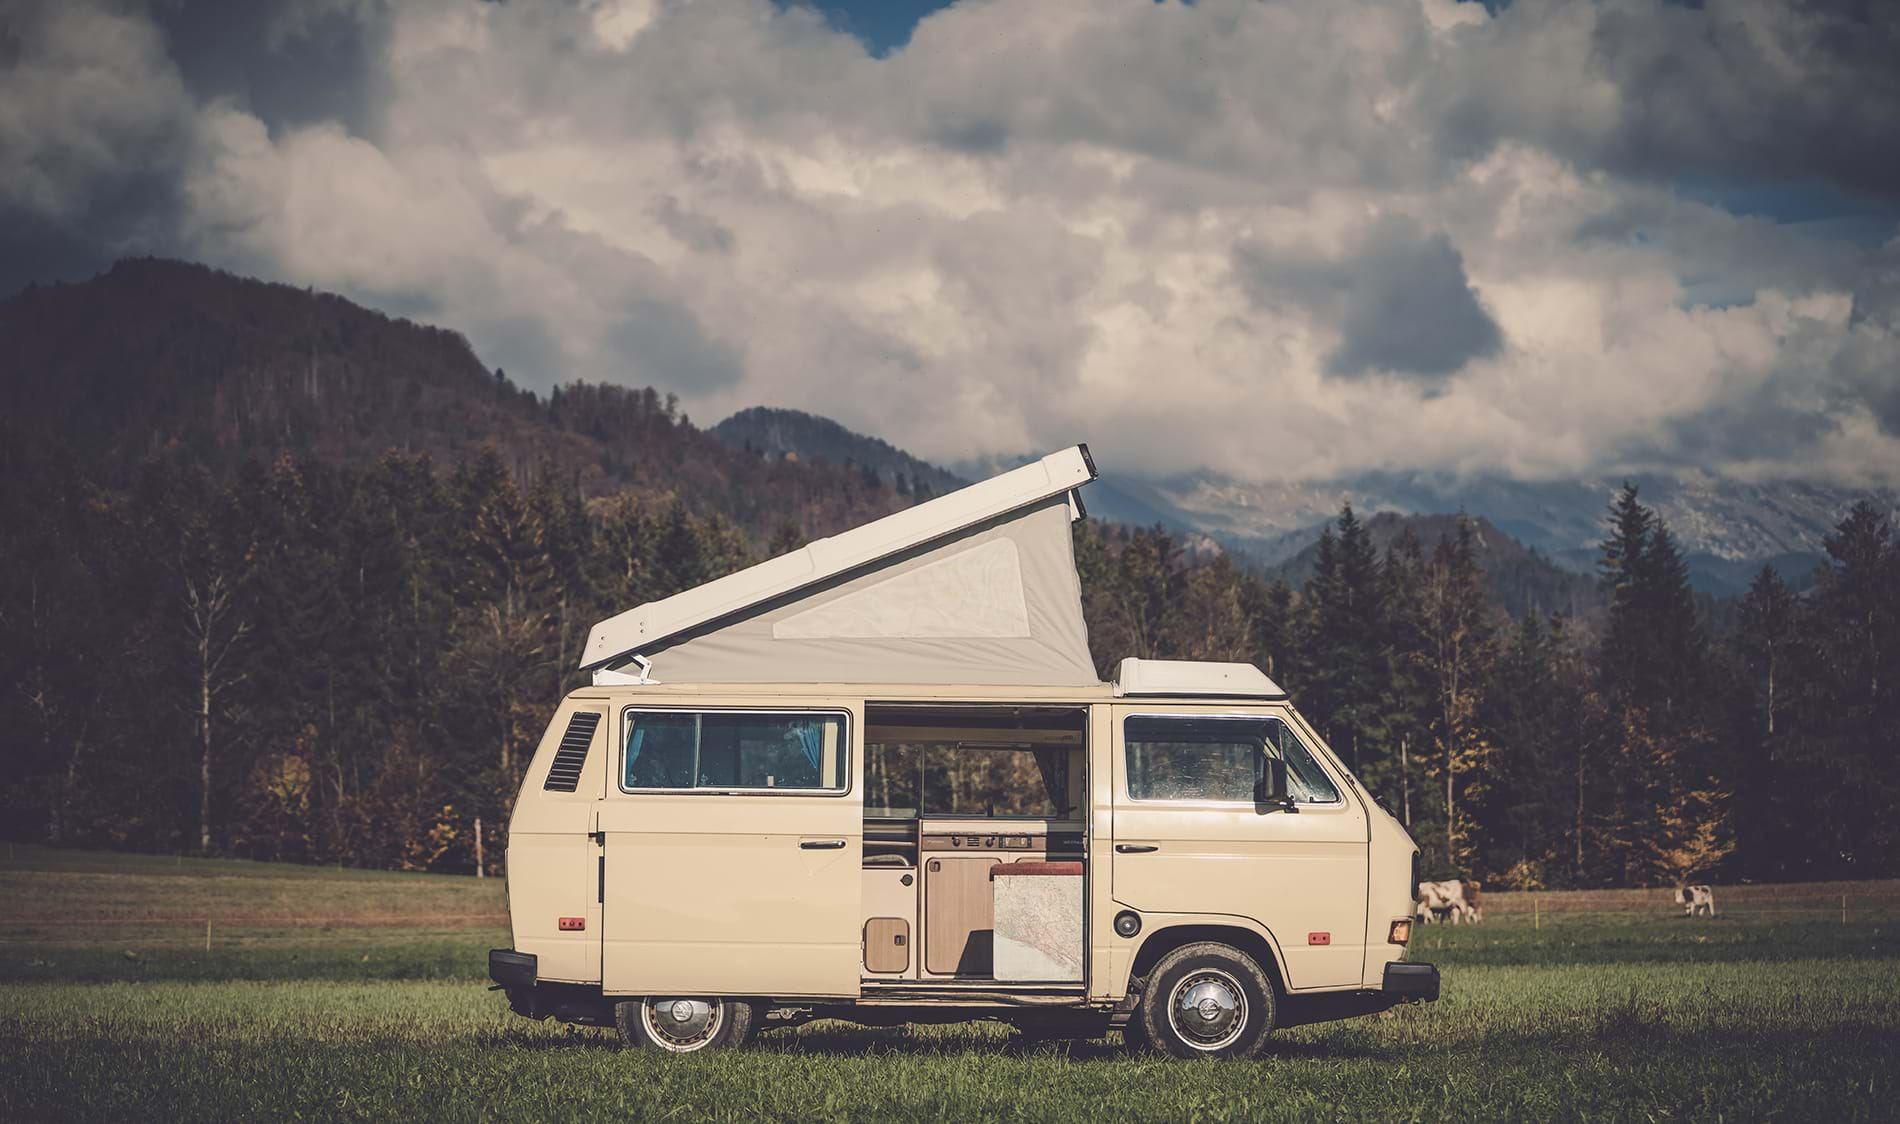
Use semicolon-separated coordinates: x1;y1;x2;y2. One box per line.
1135;942;1276;1059
615;997;756;1053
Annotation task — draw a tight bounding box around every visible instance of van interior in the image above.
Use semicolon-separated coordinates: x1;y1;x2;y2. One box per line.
859;705;1088;993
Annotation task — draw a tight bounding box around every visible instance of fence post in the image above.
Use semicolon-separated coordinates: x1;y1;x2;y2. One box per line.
475;816;485;879
1534;896;1540;931
205;920;211;953
1843;894;1848;924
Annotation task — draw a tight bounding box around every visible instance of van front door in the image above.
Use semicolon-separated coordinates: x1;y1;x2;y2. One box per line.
1109;706;1368;990
600;705;862;998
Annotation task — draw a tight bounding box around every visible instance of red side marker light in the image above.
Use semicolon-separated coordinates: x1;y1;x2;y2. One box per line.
558;917;586;931
1308;932;1331;946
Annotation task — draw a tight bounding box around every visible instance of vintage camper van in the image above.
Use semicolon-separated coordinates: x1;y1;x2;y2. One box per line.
488;446;1437;1058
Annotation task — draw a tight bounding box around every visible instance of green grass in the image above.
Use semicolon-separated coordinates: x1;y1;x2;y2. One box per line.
3;849;1897;1121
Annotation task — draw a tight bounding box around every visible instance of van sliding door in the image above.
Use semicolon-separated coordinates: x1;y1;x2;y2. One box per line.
600;704;864;999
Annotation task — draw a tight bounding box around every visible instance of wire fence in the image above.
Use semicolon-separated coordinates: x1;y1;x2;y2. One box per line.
1428;881;1900;927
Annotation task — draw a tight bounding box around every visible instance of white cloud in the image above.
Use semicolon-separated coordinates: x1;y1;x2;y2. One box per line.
12;0;1900;486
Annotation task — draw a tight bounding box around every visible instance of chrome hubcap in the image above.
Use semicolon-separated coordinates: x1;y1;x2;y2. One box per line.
644;997;720;1050
1168;970;1247;1051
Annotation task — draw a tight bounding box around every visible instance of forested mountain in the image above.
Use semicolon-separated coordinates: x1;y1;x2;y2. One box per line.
2;258;1895;892
0;258;915;546
713;406;967;500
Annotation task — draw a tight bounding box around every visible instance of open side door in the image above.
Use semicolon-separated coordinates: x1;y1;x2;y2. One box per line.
600;702;864;999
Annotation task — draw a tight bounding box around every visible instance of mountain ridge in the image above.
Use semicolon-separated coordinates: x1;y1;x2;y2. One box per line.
0;258;920;546
712;406;967;500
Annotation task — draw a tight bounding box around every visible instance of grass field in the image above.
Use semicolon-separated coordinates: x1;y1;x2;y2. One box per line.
2;847;1897;1121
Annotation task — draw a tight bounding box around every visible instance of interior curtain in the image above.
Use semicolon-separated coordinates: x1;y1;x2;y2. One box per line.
793;720;824;775
1032;747;1067;816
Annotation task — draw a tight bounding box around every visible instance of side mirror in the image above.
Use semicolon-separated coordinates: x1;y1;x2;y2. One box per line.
1255;754;1290;805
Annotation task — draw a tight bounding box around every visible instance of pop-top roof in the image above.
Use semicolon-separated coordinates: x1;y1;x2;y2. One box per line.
582;445;1099;683
1113;658;1286;699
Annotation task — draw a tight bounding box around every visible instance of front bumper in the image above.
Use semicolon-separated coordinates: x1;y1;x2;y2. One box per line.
488;950;614;1027
1383;961;1440;1003
489;948;537;990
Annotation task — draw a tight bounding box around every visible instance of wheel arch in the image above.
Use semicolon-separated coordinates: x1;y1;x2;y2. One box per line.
1128;921;1287;995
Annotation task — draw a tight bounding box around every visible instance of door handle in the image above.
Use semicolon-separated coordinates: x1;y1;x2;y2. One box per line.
1115;843;1159;854
799;839;847;850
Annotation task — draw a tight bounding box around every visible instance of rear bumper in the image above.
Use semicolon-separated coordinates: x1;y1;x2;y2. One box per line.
489;949;537;990
1383;961;1440;1003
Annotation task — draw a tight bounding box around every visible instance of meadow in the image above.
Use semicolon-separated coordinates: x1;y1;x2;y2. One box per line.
2;846;1896;1122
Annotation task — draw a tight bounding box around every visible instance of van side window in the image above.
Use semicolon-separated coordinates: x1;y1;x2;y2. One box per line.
623;711;847;793
864;741;1071;819
1123;716;1340;804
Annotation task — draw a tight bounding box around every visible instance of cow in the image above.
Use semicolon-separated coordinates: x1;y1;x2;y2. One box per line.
1416;880;1472;924
1417;879;1485;924
1676;884;1715;917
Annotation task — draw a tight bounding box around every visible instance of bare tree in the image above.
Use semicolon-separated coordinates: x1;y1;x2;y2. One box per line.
182;570;250;853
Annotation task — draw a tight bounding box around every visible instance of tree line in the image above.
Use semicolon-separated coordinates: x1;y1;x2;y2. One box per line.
3;444;1894;886
1076;494;1899;888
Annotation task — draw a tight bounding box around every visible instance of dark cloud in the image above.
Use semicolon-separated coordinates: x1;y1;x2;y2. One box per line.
0;216;117;297
1235;217;1502;380
1329;223;1502;377
0;0;200;292
0;165;189;296
147;0;385;138
1437;0;1900;201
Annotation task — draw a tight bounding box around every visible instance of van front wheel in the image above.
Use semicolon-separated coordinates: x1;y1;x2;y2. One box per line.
615;997;756;1053
1135;942;1276;1059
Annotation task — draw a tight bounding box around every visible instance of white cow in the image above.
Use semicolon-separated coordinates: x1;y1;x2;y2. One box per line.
1676;884;1715;917
1416;880;1478;925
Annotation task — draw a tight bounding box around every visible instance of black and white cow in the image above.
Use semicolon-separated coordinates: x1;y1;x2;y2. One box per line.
1675;884;1715;917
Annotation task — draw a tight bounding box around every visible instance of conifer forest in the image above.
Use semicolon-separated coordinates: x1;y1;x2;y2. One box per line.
4;427;1894;889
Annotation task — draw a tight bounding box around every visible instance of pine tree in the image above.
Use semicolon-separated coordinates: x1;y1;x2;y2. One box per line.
1239;575;1295;687
1423;517;1493;870
1303;508;1390;761
1369;526;1431;823
1168;554;1253;662
1112;526;1182;662
1807;502;1900;871
1637;518;1705;716
1598;482;1653;703
1737;565;1799;737
655;500;707;597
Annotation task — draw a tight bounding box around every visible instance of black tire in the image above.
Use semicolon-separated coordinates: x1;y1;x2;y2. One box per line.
1135;942;1276;1059
615;997;757;1053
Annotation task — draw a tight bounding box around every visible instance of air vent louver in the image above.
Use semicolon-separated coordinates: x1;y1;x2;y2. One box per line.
543;712;602;792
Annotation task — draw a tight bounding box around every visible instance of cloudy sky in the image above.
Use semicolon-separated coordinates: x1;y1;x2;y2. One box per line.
4;0;1899;485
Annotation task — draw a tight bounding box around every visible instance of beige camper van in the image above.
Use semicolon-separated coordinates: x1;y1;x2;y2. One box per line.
489;446;1437;1058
